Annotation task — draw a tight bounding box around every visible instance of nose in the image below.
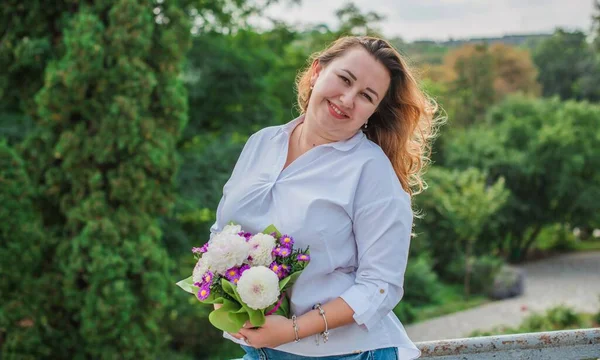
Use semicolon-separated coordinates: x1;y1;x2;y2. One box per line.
339;90;355;110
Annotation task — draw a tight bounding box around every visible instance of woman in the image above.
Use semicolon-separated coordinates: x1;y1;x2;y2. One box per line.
210;36;440;359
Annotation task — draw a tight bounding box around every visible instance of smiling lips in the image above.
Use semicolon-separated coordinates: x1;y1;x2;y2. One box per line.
327;100;349;119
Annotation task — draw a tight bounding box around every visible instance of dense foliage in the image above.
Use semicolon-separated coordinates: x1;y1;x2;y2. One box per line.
1;1;599;358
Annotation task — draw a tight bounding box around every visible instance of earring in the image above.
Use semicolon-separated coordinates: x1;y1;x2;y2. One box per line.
364;121;368;129
310;85;314;90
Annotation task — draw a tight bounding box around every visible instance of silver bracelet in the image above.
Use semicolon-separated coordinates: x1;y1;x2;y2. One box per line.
312;303;329;345
292;314;300;343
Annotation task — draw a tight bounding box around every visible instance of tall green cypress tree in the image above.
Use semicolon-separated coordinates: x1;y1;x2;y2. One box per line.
1;1;191;358
0;141;49;359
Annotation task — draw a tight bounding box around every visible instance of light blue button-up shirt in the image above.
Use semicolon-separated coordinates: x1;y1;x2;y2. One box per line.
213;115;420;359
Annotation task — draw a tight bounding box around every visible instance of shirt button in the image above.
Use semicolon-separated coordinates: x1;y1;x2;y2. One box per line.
379;289;385;294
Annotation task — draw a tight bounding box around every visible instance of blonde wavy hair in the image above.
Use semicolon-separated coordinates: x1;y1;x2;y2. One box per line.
296;36;443;198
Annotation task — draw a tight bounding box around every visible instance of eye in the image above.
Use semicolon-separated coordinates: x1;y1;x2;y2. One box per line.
362;93;373;102
338;75;351;85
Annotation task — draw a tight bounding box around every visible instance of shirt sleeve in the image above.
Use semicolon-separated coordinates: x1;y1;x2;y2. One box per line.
339;156;413;331
209;132;259;239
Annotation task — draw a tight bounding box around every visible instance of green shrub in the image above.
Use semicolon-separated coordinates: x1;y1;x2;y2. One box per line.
517;313;553;332
403;255;443;305
394;301;417;324
543;306;581;329
534;223;577;252
446;255;504;295
469;305;589;336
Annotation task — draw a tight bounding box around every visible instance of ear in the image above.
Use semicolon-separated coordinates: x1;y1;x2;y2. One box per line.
310;59;322;86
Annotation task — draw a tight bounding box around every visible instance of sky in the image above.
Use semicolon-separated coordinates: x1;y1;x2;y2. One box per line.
259;0;595;41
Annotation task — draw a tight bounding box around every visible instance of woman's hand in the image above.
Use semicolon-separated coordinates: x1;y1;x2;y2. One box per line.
238;315;295;349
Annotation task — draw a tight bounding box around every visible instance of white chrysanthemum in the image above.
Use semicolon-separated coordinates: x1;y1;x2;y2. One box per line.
237;266;280;310
221;224;242;235
192;258;209;284
205;233;250;275
248;233;276;267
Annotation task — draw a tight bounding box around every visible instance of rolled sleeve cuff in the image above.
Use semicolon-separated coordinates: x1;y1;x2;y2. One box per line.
340;282;389;331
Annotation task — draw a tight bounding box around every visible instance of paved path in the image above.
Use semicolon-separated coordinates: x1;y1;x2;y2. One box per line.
405;251;600;342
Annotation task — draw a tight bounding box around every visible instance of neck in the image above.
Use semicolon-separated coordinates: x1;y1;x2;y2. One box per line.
297;115;334;151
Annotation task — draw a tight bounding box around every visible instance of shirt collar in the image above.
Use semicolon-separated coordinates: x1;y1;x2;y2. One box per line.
271;114;365;152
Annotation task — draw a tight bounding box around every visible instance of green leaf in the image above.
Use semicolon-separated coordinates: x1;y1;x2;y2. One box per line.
202;292;225;305
208;299;245;333
228;311;250;326
277;295;290;317
269;294;290;318
175;276;197;294
221;278;244;303
262;224;281;238
279;270;303;292
247;307;266;327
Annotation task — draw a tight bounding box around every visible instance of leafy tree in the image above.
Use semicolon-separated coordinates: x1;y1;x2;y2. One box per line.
414;166;508;293
335;2;385;37
533;29;600;102
184;29;286;137
444;96;600;261
489;43;540;98
423;167;508;298
446;44;496;126
0;141;48;358
592;0;600;51
441;43;540;126
2;1;191;357
0;2;70;145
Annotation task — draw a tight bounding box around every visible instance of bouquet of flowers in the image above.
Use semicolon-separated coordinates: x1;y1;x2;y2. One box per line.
176;223;310;333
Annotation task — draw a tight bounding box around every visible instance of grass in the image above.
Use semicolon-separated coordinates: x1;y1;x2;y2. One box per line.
572;240;600;252
410;284;490;324
468;305;599;337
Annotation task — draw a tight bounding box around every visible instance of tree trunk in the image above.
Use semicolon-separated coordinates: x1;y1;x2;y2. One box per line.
464;239;474;300
520;224;544;261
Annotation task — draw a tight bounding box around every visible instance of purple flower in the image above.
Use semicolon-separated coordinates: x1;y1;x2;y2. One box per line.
239;264;250;276
202;271;214;286
269;262;289;279
297;254;310;262
280;235;294;248
238;231;253;241
273;247;291;258
269;262;279;272
224;266;240;283
197;284;211;301
192;243;209;254
279;264;290;278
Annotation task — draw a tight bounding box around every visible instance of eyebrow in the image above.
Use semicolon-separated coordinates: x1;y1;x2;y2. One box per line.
342;69;380;99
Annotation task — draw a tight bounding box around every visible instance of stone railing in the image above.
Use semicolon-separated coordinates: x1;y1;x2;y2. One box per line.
416;328;600;359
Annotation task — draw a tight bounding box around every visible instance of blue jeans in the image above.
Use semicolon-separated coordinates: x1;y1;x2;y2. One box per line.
241;345;398;360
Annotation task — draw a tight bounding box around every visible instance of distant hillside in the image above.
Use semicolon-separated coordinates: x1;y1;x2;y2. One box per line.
437;33;552;48
392;33;552;65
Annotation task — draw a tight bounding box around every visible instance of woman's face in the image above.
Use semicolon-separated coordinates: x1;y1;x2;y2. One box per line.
307;46;391;141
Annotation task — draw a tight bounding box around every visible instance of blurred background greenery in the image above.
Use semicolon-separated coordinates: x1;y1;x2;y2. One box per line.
1;1;600;359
